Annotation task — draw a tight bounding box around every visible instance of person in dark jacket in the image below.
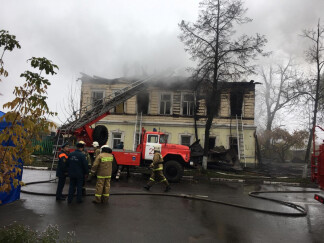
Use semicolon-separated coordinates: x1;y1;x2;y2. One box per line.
67;141;89;204
55;143;69;201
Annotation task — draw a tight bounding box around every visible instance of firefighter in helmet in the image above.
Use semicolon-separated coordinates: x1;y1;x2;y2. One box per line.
90;145;114;204
92;141;100;159
144;144;171;192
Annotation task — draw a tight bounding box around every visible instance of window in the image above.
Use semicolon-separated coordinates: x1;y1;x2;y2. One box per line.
91;91;104;107
112;133;122;149
230;91;244;117
159;134;169;143
147;134;159;143
160;93;171;115
209;137;216;149
137;92;149;114
182;93;194;116
112;89;125;114
181;135;192;147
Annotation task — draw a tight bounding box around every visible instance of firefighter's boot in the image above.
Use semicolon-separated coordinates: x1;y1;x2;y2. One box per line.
164;185;171;192
144;185;151;191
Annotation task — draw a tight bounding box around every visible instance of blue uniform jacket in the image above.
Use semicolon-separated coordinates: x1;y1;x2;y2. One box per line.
56;151;68;177
67;150;89;178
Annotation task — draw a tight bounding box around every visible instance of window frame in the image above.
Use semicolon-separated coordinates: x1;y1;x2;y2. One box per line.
91;90;105;107
159;92;172;115
181;92;194;116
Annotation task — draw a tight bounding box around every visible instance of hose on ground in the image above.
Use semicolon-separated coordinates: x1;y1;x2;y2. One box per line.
20;179;321;218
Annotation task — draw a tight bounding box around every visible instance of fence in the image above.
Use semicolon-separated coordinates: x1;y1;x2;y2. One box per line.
32;138;54;155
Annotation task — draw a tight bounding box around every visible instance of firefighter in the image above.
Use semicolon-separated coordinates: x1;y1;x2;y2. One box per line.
92;141;100;159
67;141;89;204
90;145;114;204
144;144;171;192
55;142;69;201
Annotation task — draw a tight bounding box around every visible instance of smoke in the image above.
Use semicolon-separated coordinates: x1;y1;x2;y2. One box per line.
0;0;323;124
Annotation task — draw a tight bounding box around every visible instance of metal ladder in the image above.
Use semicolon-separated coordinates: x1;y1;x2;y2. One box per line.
133;112;143;151
236;115;246;167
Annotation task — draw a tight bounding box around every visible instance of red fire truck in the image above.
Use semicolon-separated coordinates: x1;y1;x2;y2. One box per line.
311;125;324;204
111;127;192;182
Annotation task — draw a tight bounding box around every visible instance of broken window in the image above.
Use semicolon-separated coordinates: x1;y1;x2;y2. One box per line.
112;132;122;149
137;92;149;114
230;91;244;117
160;93;171;115
112;89;125;114
181;135;192;147
209;137;216;149
91;90;104;107
182;93;194;116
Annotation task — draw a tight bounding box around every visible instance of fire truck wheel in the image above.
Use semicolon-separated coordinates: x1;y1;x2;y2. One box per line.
92;125;108;146
164;160;183;183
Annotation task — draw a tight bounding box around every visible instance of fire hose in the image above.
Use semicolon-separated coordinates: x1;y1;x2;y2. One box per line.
20;179;321;217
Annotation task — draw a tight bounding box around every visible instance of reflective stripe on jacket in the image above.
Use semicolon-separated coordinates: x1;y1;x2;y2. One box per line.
91;152;113;177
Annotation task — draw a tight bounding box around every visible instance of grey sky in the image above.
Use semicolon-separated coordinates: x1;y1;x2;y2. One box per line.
0;0;324;124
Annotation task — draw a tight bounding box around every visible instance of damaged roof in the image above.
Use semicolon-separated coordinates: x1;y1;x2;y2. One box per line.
79;73;256;91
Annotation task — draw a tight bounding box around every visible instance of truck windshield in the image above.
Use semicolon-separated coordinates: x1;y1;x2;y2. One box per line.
159;135;167;143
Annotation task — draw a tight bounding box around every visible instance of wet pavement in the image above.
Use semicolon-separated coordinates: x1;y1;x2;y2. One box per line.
0;169;324;243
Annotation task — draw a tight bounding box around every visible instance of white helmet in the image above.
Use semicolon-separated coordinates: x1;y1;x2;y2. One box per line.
92;141;99;147
153;144;161;152
100;145;111;153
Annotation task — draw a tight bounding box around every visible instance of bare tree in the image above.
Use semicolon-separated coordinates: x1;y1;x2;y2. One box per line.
257;58;303;154
179;0;267;168
302;19;324;165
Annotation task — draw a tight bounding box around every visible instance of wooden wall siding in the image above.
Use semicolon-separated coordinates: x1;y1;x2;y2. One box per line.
197;99;206;116
243;91;255;118
81;82;255;120
173;91;181;115
150;90;159;115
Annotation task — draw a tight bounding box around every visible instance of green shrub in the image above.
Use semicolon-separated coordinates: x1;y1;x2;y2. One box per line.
0;223;78;243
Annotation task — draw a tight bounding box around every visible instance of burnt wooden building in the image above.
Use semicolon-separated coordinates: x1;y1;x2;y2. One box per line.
79;74;258;166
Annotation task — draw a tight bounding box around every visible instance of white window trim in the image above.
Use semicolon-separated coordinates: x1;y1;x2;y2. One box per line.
91;90;105;107
111;89;126;113
158;92;173;115
178;132;194;147
181;92;194;116
109;129;125;149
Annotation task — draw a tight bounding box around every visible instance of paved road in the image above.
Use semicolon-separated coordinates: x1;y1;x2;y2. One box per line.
0;169;324;243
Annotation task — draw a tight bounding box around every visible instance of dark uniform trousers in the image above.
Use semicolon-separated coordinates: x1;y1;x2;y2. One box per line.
56;176;66;198
68;177;84;203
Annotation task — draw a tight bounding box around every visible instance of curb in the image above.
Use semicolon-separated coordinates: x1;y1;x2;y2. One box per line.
24;166;49;170
263;181;300;186
210;178;245;183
